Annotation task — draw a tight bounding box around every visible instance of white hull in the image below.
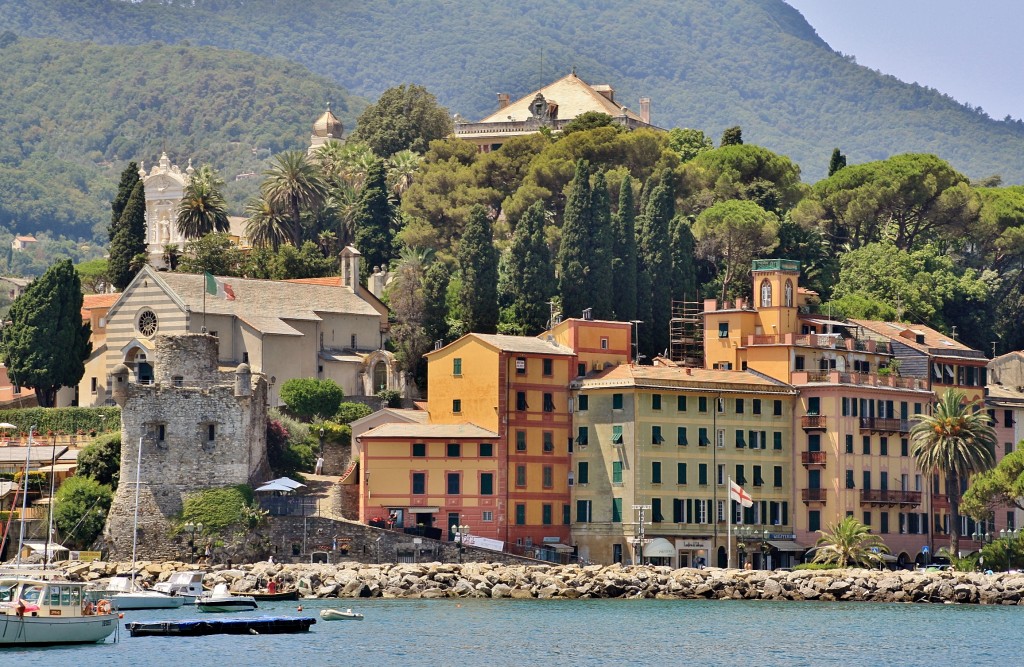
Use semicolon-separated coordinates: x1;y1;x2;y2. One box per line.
320;609;364;621
0;613;117;645
197;599;258;613
111;591;185;610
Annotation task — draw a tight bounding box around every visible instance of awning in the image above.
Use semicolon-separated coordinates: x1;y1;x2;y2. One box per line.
645;537;676;558
409;507;440;513
255;482;295;492
36;462;77;473
268;477;306;489
538;543;574;553
767;540;809;552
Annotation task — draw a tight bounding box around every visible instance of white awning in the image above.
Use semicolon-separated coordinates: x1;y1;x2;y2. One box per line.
645;537;676;558
409;507;440;513
767;540;809;552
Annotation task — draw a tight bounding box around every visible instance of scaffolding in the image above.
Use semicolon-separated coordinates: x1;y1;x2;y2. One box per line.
669;299;703;366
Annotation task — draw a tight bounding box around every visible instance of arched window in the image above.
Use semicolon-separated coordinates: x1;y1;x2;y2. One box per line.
784;280;794;307
760;280;772;308
373;362;388;392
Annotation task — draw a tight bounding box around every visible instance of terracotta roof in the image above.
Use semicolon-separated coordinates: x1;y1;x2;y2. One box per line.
848;319;979;355
359;422;498;439
349;407;430;430
578;365;794;393
479;72;645;124
426;332;575;357
82;293;120;309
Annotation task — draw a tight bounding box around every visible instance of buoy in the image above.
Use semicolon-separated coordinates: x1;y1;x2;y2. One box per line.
118;613;124;619
297;605;303;612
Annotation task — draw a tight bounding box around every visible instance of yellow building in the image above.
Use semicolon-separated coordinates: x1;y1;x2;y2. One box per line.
571;364;798;568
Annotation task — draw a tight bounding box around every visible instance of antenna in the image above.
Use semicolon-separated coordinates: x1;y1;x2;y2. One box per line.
992;341;998;358
951;326;958;340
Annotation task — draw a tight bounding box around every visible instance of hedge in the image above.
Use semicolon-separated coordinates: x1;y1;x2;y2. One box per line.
0;406;121;437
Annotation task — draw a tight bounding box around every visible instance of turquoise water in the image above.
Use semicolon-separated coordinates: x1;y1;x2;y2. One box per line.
4;597;1020;666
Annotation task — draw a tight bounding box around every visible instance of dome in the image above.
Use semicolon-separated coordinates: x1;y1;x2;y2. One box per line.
235;362;251;374
111;363;130;376
312;104;344;139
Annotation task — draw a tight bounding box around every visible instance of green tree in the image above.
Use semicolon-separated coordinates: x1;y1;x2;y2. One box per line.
558;160;595;319
352;159;395;281
720;126;743;146
108;180;147;291
244;193;292;252
279;378;345;420
76;432;121;490
53;475;113;549
351;84;453;157
457;205;499;334
261;150;328;245
668;128;714;163
561;111;616;136
669;214;697;303
177;233;243;276
812;516;889;567
910;388;997;557
693;199;780;303
387;250;430;375
611;175;638;322
109;161;140;237
681;144;804;217
176;165;230;239
422;260;451;345
962;447;1024;520
3;259;91;407
637;178;675;357
335;402;373;425
268;241;337;279
828;148;847;176
499;201;554;334
587;171;615;319
75;258;110;294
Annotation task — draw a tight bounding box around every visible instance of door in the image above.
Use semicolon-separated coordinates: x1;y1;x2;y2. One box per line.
808;469;821;489
447;512;460;541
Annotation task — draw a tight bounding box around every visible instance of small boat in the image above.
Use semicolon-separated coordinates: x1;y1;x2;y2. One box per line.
245;589;299;602
127;616;315;637
320;607;364;621
0;573;118;646
197;584;258;613
153;571;205;603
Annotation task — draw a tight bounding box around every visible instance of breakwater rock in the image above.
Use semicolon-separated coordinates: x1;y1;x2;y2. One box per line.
64;561;1024;605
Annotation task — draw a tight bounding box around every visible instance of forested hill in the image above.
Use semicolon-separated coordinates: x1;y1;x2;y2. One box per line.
0;35;363;241
2;0;1023;183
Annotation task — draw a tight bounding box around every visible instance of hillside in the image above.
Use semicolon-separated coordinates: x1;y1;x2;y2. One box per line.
1;0;1023;183
0;35;363;242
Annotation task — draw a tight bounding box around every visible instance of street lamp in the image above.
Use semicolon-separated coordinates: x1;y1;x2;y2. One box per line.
184;521;204;563
759;526;771;570
451;523;469;563
736;525;752;567
1000;528;1021;571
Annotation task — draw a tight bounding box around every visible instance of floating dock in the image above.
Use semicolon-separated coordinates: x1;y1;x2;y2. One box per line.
126;616;316;637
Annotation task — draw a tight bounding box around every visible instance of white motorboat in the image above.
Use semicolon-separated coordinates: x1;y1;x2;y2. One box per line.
320;607;364;621
0;574;117;646
196;584;257;613
153;571;205;603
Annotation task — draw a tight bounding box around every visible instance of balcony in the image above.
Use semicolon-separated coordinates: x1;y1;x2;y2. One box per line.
791;370;928;391
859;489;923;506
802;488;827;504
859;417;911;434
800;451;827;467
800;415;827;431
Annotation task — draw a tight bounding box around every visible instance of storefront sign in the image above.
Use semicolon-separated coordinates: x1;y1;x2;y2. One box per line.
677;539;711;550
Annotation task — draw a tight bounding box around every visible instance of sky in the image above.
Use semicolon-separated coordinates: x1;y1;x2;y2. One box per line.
784;1;1023;121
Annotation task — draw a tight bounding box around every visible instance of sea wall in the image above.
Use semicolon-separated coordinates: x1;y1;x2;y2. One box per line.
62;561;1024;605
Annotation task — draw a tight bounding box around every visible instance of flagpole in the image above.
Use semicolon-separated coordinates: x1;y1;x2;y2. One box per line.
727;476;733;569
202;274;207;333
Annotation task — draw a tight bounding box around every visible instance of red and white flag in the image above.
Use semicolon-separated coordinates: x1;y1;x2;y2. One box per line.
730;480;754;508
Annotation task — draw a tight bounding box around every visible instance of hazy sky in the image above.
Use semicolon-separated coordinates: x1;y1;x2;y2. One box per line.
784;1;1022;121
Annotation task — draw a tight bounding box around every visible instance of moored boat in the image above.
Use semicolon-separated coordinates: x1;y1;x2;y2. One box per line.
153;571;205;603
127;616;315;637
196;584;258;613
245;588;299;602
0;574;118;646
320;607;364;621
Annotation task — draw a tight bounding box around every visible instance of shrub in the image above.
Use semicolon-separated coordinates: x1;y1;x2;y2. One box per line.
377;389;402;408
180;485;254;533
53;475;113;549
76;432;121;489
793;562;842;571
335;402;373;424
279;378;345;419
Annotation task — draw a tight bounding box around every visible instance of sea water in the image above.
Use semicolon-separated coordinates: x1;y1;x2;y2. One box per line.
4;597;1019;666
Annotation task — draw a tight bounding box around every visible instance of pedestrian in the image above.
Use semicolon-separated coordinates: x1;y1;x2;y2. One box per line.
204;543;212;563
268;554;275;565
315;455;324;475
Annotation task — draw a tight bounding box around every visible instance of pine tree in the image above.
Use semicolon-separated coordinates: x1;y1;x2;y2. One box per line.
611;175;637;322
721;126;743;146
110;161;140;239
587;171;614;319
828;148;848;176
669;214;698;304
108;180;147;291
458;205;499;334
558;159;592;318
637;179;674;358
352;159;394;281
3;259;91;407
500;201;555;334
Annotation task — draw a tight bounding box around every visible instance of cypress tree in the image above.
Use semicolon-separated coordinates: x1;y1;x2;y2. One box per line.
110;161;140;239
108;180;147;290
587;171;614;319
637;180;674;359
422;261;451;344
458;205;499;334
828;148;847;176
611;175;637;322
669;214;698;304
558;160;592;318
352;159;394;281
500;201;555;334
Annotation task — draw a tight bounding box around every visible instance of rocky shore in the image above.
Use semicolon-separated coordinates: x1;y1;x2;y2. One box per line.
59;560;1024;605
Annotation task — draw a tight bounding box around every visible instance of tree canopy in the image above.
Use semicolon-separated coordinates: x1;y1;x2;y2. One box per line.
351;84;453;157
279;378;345;420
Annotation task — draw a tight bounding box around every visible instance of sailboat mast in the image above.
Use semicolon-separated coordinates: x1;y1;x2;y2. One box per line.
15;425;36;567
130;436;143;587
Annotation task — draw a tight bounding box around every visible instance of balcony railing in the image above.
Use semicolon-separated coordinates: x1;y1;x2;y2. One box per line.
792;370;928;391
859;417;911;434
802;488;827;503
800;415;827;430
801;451;827;467
860;489;923;506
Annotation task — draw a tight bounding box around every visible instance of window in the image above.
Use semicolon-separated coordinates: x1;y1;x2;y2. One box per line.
611;425;624;445
795;356;805;371
516;392;528;411
784;279;794;307
515;504;526;525
808;434;821;452
735;430;745;448
542;465;553;488
717;464;725;485
699;396;708;413
773;466;783;488
752;399;761;415
1007;442;1015;456
716;429;725;449
452;399;462;414
207;424;216;442
862;436;871;455
880;471;889;491
862;470;872;490
652;394;662;410
516;430;527;451
447;473;460;495
846;434;854;454
1006;410;1014;428
678;395;687;412
880;512;889;534
452;358;462;375
717;397;725;414
412;473;425;495
576;427;589;446
677;426;688;446
576;500;592;523
846;470;855;489
90;377;98;393
483;511;494;522
736;398;745;414
543;393;555;412
516;465;527;487
412;443;426;457
735;464;746;485
652;426;664;444
652;461;662;484
774;400;783;416
480;473;494;495
863;511;872;527
773;432;782;450
677;462;687;485
698;464;708;485
578;394;589;411
753;465;763;487
563;504;571;525
542;504;553;525
880;437;888;456
807;397;820;416
578;462;590;485
480;443;493;457
612;461;623;484
447;443;461;457
351;334;357;349
612;393;624;410
718;322;729;338
516;357;527;375
172;375;183;388
651;498;663;523
901;438;909;457
542;358;553;376
157;424;166;442
612;498;622;522
760;279;772;307
601;337;609;349
699;427;709;446
543;431;554;453
809;510;821;532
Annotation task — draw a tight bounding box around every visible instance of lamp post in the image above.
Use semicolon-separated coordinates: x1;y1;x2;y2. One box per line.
184;521;204;563
759;526;771;570
736;525;751;568
451;523;469;563
1000;528;1021;571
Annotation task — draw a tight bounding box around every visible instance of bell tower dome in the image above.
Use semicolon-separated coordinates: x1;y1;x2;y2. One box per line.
309;103;344;153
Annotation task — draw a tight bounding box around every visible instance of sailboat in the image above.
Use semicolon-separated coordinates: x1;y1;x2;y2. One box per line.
109;437;182;611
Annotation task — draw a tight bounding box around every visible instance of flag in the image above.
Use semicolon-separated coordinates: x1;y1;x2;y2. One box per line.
730;480;754;508
204;272;235;300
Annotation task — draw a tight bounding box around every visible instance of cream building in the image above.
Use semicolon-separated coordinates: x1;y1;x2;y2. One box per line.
140;152;192;261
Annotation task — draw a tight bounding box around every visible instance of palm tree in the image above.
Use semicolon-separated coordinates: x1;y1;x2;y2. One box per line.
387;149;423;197
176;165;230;239
260;151;328;244
910;388;997;557
813;516;889;567
244;194;292;251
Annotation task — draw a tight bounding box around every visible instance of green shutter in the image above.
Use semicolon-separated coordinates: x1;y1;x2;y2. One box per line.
612;425;624;444
612;498;622;522
773;432;782;450
677;462;687;484
578;462;589;485
612;461;623;484
678;426;687;446
652;461;662;484
481;473;494;495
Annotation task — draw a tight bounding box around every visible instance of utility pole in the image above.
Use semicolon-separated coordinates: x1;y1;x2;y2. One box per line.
632;504;651;565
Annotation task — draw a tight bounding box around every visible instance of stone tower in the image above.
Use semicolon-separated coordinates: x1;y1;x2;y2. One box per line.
103;334;269;560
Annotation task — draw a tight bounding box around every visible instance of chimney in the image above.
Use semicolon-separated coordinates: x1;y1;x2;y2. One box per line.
685;367;692;375
639;97;651;124
582;307;593;321
497;93;510;110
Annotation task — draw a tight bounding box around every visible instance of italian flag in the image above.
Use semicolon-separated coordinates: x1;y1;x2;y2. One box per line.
204;272;236;301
